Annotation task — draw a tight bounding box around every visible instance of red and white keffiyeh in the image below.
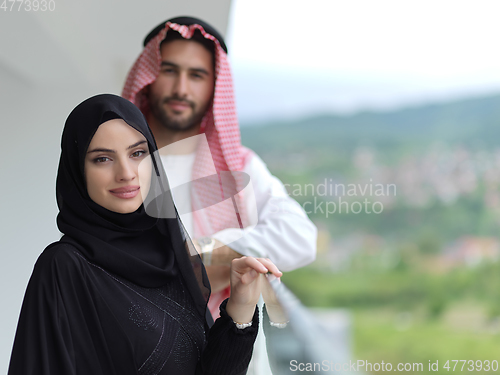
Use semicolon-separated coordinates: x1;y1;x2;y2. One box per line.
122;21;253;316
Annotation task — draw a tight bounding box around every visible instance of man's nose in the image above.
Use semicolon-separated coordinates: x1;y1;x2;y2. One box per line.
173;72;189;98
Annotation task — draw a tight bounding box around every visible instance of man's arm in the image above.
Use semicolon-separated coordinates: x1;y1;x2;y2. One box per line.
195;239;241;293
211;153;317;272
210;239;242;265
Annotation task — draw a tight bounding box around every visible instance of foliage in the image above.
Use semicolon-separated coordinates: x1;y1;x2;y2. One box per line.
242;94;500;372
282;263;500;312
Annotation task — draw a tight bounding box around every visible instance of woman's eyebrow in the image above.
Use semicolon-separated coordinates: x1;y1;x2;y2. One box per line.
87;147;115;154
87;140;146;154
127;140;147;150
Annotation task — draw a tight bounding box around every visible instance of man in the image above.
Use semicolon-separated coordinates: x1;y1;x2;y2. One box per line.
123;16;317;317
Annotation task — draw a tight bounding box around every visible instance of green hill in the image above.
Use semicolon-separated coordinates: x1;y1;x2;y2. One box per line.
240;93;500;244
241;93;500;154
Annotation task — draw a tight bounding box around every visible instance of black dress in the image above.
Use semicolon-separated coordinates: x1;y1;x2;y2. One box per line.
8;243;258;375
8;94;258;375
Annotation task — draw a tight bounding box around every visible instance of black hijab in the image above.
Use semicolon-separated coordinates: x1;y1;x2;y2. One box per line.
56;94;210;315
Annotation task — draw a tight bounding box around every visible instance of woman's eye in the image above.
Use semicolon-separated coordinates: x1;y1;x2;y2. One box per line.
94;157;110;163
131;150;147;158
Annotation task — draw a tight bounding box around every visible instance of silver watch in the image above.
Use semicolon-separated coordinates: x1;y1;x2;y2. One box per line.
198;237;215;266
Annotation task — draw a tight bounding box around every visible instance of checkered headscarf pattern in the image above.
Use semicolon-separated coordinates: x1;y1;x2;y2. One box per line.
123;21;252;237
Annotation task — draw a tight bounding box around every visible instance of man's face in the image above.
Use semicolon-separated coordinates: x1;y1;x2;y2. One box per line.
148;39;215;132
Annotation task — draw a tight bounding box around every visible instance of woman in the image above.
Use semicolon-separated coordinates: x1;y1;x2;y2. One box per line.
8;94;281;375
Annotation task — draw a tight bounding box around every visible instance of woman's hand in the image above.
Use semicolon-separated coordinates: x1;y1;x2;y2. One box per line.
225;257;282;324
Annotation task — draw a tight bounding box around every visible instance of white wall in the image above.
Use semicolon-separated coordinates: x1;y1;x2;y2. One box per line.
0;1;231;371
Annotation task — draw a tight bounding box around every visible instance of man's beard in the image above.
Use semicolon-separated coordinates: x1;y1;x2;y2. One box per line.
150;95;206;132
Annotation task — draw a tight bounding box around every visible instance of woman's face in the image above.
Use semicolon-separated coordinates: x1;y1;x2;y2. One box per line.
84;119;152;214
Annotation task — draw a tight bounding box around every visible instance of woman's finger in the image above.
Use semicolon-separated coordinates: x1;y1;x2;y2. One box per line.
254;258;282;278
240;269;259;285
231;256;268;275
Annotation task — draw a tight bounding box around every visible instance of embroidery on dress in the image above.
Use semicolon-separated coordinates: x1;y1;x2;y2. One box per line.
129;302;160;331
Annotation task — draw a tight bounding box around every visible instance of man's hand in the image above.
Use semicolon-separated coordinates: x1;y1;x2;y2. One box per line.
194;238;242;266
204;265;231;293
262;274;288;324
194;238;243;292
210;239;242;265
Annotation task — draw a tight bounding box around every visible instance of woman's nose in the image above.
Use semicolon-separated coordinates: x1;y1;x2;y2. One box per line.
116;160;136;182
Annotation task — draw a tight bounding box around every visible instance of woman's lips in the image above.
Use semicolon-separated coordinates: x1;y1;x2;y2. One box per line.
109;186;140;199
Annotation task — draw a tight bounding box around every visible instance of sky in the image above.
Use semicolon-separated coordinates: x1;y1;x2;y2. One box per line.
226;0;500;123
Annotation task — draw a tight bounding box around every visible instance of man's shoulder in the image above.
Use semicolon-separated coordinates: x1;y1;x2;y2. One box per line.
242;149;275;179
